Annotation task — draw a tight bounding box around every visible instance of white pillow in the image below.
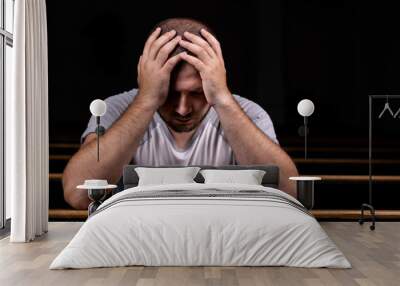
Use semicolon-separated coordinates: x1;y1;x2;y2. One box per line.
135;167;201;186
200;169;266;185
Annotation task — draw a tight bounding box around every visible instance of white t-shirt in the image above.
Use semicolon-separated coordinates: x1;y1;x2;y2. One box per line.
81;88;278;166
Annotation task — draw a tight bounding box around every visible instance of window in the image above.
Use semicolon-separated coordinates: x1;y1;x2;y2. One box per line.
0;0;14;229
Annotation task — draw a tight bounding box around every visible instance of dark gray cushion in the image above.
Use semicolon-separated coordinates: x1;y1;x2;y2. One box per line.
122;165;280;190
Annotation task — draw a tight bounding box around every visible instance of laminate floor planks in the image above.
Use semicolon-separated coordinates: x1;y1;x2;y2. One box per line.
0;222;399;286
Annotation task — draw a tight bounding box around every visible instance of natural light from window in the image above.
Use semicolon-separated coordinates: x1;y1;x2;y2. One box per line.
1;0;14;228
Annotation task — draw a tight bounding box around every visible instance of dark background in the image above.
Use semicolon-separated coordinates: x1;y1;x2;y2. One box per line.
46;0;400;210
46;0;400;146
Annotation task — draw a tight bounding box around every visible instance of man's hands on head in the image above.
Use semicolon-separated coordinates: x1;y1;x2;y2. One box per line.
136;27;183;110
179;29;233;107
137;27;232;109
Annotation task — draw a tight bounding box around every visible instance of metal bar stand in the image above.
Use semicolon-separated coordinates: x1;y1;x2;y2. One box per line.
359;94;400;230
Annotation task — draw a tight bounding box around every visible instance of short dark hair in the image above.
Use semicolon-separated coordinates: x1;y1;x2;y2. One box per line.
151;18;216;57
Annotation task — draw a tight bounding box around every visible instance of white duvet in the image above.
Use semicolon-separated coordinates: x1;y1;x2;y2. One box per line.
50;183;351;269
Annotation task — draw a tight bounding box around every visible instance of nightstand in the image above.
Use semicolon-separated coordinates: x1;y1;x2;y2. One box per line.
77;180;117;216
289;176;321;210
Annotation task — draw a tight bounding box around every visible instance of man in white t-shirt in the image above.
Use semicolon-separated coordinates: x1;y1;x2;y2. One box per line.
63;18;299;209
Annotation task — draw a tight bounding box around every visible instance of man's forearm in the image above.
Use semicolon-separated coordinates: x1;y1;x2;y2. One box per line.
63;93;157;209
214;95;299;197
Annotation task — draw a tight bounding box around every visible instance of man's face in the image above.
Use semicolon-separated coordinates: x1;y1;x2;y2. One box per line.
158;63;210;133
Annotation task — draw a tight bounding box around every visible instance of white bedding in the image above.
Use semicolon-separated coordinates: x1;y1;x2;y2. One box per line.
50;183;351;269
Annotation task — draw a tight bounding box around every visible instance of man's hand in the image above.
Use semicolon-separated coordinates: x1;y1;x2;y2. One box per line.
179;29;232;107
137;27;183;109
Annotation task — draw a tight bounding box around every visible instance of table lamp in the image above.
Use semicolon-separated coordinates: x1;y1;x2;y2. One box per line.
90;99;107;162
297;99;315;160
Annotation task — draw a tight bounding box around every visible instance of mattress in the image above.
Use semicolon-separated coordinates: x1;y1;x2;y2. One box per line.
50;183;351;269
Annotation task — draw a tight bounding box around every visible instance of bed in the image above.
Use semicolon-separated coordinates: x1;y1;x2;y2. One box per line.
50;165;350;269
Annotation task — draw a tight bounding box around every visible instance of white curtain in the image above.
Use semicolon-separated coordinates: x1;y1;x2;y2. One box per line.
6;0;49;242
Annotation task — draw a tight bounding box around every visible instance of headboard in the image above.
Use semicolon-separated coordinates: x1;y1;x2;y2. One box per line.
122;165;280;190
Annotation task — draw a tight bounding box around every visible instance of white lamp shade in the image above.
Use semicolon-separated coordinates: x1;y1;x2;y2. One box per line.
90;99;107;117
297;99;315;117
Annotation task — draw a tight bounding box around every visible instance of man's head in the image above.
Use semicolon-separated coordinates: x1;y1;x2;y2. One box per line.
154;18;216;133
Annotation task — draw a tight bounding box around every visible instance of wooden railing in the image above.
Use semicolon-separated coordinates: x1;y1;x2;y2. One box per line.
48;142;400;220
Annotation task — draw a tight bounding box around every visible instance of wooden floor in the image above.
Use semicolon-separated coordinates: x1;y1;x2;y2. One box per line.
0;222;399;286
